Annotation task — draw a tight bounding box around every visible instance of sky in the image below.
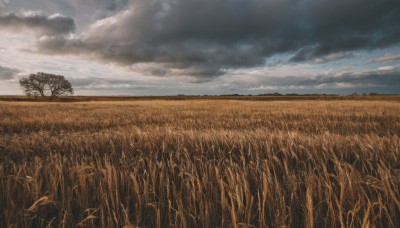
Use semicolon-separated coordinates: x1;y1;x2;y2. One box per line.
0;0;399;96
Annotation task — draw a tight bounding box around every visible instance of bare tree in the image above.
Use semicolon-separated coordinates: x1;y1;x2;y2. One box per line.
19;72;73;100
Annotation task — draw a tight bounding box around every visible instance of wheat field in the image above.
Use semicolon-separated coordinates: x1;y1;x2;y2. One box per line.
0;99;399;227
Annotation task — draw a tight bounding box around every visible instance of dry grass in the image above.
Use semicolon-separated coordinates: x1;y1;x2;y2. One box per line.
0;100;399;227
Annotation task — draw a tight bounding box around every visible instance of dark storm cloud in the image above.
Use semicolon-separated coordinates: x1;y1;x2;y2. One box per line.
0;65;19;80
34;0;400;78
0;11;75;36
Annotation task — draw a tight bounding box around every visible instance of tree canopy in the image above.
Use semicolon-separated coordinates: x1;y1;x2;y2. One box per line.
19;72;73;100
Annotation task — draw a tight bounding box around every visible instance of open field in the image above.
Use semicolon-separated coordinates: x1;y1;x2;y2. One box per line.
1;99;400;227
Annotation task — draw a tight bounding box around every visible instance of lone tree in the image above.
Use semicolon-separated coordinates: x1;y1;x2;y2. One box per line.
19;72;73;100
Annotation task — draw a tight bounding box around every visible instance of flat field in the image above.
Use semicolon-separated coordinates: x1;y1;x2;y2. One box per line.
1;99;400;227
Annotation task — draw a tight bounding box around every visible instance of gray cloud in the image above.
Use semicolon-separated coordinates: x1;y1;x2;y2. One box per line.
0;0;9;7
4;0;130;33
0;65;19;80
251;65;400;94
303;67;400;89
29;0;400;78
0;11;75;36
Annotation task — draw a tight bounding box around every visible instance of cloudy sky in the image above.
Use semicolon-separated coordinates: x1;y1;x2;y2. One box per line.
0;0;399;95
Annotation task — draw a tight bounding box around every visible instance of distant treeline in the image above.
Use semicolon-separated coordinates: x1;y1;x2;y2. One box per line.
0;94;399;102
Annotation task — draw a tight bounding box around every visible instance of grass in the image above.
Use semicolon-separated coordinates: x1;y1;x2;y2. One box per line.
1;99;399;227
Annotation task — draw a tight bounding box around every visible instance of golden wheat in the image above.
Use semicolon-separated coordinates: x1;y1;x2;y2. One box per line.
0;100;399;227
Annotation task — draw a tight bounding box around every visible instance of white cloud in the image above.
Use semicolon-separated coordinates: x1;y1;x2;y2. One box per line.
251;82;382;91
313;53;354;64
367;53;400;63
250;85;308;90
377;65;400;71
